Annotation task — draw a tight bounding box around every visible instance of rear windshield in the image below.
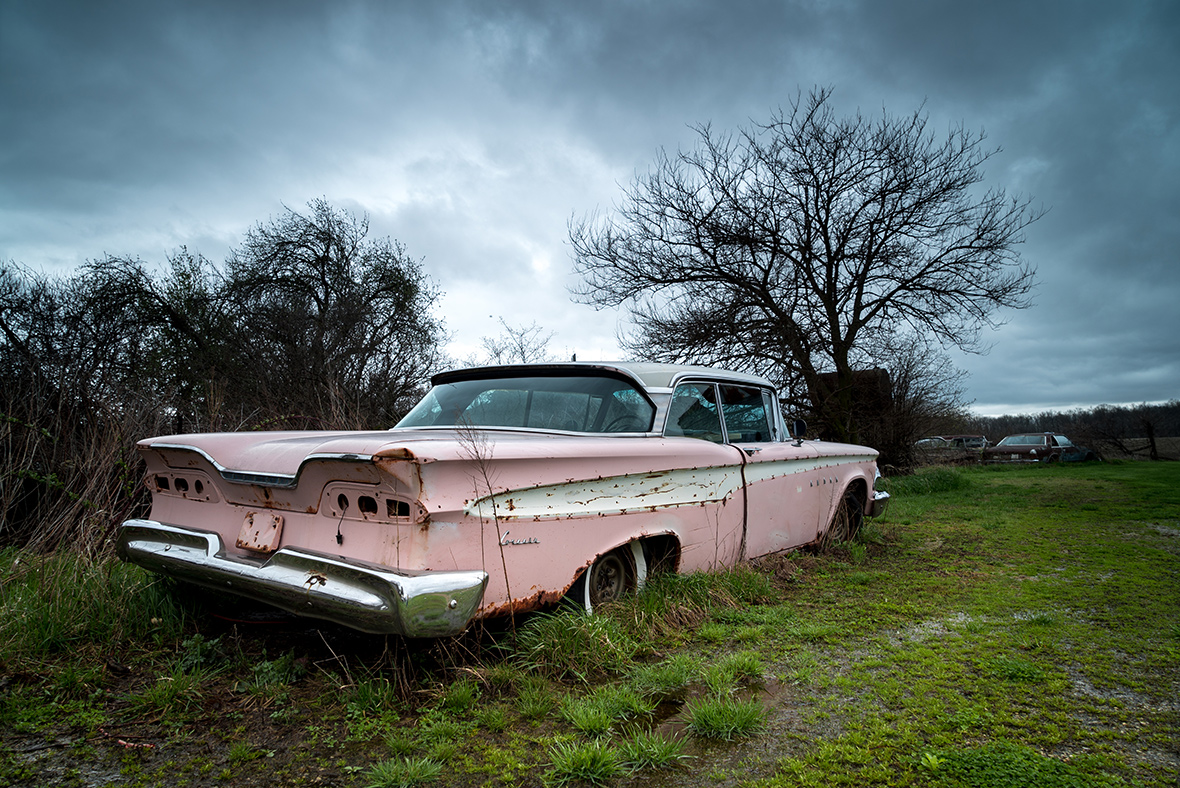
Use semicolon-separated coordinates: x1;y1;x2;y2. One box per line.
396;375;655;433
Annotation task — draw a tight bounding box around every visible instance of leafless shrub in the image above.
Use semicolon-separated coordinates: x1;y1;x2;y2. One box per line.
0;200;447;553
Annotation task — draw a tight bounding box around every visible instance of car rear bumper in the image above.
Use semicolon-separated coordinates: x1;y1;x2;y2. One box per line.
117;519;488;637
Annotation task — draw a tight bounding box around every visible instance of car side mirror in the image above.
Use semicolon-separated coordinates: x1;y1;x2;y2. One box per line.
792;418;807;446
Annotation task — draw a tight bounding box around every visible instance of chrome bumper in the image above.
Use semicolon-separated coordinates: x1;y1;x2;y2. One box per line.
867;490;890;518
117;519;488;637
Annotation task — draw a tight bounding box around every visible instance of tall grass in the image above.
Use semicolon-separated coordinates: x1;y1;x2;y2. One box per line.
0;385;158;555
513;564;778;681
683;696;766;740
513;607;640;680
609;563;777;640
881;466;971;496
0;550;189;665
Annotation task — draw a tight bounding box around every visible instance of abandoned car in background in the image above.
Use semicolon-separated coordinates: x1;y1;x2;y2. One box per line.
118;363;890;637
914;434;989;464
982;432;1098;463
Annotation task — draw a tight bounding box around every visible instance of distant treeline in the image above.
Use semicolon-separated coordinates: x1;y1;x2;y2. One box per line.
957;401;1180;460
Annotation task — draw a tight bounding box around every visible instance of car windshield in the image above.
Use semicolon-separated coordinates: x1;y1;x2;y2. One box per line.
998;435;1045;446
396;374;656;433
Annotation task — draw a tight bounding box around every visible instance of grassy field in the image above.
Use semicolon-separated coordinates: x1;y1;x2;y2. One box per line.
1;461;1177;787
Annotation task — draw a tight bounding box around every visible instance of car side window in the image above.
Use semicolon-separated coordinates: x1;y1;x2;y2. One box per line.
719;385;774;443
665;383;724;442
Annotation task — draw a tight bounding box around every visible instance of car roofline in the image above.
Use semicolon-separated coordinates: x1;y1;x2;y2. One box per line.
430;362;777;395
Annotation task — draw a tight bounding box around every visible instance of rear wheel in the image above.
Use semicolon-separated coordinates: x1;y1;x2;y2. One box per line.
588;548;634;606
575;544;645;611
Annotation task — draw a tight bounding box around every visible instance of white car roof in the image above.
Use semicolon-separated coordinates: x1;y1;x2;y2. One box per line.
601;362;775;391
433;362;777;394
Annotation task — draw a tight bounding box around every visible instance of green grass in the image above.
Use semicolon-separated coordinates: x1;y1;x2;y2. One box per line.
626;653;701;699
544;739;624;786
925;741;1122;787
348;675;402;719
514;677;558;721
436;677;479;712
514;606;640;680
616;730;689;770
758;462;1180;787
362;756;442;788
127;667;208;715
0;551;190;663
1;462;1177;787
473;704;509;732
559;684;656;736
881;465;972;495
684;696;766;740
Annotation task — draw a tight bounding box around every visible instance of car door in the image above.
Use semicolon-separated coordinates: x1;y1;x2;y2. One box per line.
714;384;822;558
663;381;749;567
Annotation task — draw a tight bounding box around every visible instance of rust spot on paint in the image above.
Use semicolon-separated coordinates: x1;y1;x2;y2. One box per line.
479;585;571;617
374;446;433;463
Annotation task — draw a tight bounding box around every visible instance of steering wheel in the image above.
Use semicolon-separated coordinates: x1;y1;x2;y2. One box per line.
603;414;647;432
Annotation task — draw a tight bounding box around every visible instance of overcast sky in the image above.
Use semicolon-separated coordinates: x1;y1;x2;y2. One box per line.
2;0;1177;416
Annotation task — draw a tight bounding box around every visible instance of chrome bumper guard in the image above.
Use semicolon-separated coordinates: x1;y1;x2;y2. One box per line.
867;490;890;518
117;519;488;637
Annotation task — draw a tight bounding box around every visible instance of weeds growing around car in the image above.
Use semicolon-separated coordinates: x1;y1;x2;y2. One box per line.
1;461;1177;787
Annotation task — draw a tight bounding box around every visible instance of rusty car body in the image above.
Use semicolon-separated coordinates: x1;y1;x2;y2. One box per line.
982;432;1098;463
915;434;989;464
118;363;889;637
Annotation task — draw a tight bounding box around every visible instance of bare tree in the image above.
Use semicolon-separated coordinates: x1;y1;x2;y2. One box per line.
0;261;164;551
466;318;556;367
0;200;450;551
75;251;241;433
226;199;446;428
571;88;1040;446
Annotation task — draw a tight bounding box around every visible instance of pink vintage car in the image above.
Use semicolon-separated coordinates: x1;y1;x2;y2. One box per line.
118;363;889;636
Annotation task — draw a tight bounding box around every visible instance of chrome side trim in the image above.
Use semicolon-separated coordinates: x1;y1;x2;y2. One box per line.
145;444;374;488
116;519;487;637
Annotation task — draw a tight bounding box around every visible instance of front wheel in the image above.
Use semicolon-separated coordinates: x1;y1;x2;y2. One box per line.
823;488;865;550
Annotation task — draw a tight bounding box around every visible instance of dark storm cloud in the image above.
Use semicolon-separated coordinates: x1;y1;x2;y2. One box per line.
1;0;1176;412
